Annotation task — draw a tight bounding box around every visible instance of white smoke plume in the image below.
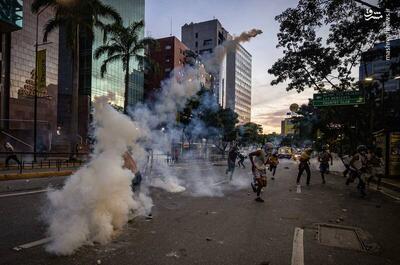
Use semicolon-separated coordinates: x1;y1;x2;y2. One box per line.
45;94;152;255
44;28;262;255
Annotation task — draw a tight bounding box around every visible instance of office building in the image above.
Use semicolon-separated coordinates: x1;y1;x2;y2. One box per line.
182;19;229;105
58;0;145;141
181;19;252;123
144;36;189;101
0;0;59;150
226;44;252;123
281;118;296;136
359;39;400;91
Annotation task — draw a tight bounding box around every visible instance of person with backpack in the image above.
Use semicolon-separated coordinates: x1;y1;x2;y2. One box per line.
318;145;333;184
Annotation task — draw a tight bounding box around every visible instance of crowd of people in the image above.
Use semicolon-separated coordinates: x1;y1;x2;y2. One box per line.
224;142;385;202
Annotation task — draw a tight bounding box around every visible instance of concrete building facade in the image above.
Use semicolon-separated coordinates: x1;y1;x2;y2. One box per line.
144;36;188;101
226;44;252;123
181;19;252;123
181;19;229;105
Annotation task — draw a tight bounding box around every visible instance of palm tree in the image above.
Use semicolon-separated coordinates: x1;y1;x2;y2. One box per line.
94;20;155;113
31;0;121;156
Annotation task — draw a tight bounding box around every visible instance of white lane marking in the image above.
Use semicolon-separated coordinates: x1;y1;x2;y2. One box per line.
296;185;301;193
369;183;400;201
0;188;53;198
291;227;304;265
13;237;52;251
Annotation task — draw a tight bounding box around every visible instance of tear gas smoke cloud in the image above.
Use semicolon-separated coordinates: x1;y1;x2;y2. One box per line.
44;28;262;255
45;94;153;255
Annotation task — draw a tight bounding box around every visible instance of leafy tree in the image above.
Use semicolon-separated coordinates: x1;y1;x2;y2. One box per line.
269;0;400;92
94;20;155;113
32;0;121;152
238;122;263;146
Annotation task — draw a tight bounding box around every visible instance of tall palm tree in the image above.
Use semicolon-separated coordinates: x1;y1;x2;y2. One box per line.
94;20;155;113
31;0;121;155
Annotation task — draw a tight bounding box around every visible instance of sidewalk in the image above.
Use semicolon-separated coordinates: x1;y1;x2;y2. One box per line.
379;178;400;193
0;167;76;181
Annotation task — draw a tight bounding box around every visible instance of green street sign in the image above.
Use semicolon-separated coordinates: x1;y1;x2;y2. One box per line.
313;91;365;107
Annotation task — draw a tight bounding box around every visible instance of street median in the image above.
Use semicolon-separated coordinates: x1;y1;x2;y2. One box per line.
0;170;74;181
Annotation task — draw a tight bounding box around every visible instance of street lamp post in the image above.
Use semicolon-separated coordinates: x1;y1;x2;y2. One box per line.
33;5;50;162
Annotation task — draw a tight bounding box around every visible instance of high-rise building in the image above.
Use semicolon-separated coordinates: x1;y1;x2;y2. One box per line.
144;36;189;101
359;39;400;91
58;0;145;141
181;19;253;124
145;35;212;103
0;0;59;151
181;19;229;106
226;44;252;123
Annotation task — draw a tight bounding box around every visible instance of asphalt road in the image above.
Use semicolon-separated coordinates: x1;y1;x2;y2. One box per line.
0;159;399;265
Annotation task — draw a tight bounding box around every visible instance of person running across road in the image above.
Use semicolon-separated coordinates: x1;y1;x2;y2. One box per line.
268;151;279;180
318;145;333;184
341;153;352;178
296;148;312;186
226;145;238;181
366;147;384;190
249;145;269;202
237;152;246;168
4;142;21;169
349;145;368;197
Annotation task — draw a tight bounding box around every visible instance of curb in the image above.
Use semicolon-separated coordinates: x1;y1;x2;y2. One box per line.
0;171;73;181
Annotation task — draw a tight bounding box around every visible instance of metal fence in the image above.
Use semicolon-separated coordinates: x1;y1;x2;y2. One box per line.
0;152;89;173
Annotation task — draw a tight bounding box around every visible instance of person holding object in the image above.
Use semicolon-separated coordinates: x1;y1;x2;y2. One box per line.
249;145;269;202
296;148;312;186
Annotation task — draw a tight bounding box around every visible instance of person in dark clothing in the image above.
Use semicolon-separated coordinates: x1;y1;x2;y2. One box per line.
318;145;333;184
237;152;246;168
297;148;312;185
4;142;21;168
226;146;238;181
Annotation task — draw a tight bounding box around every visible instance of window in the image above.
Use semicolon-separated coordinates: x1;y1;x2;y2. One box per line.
195;32;198;38
195;41;198;48
165;45;171;50
203;39;212;46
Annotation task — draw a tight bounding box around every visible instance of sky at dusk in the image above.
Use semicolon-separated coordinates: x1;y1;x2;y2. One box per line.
145;0;315;134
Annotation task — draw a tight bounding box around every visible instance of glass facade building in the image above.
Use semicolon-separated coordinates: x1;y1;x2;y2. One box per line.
0;0;59;150
0;0;23;31
90;0;145;107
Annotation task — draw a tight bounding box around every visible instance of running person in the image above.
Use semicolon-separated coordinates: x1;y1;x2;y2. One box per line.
318;145;333;184
226;145;238;181
268;151;279;180
349;145;368;197
249;145;269;202
297;148;312;185
237;152;246;168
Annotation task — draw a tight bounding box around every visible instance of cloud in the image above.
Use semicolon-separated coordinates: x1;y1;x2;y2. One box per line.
251;87;314;133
